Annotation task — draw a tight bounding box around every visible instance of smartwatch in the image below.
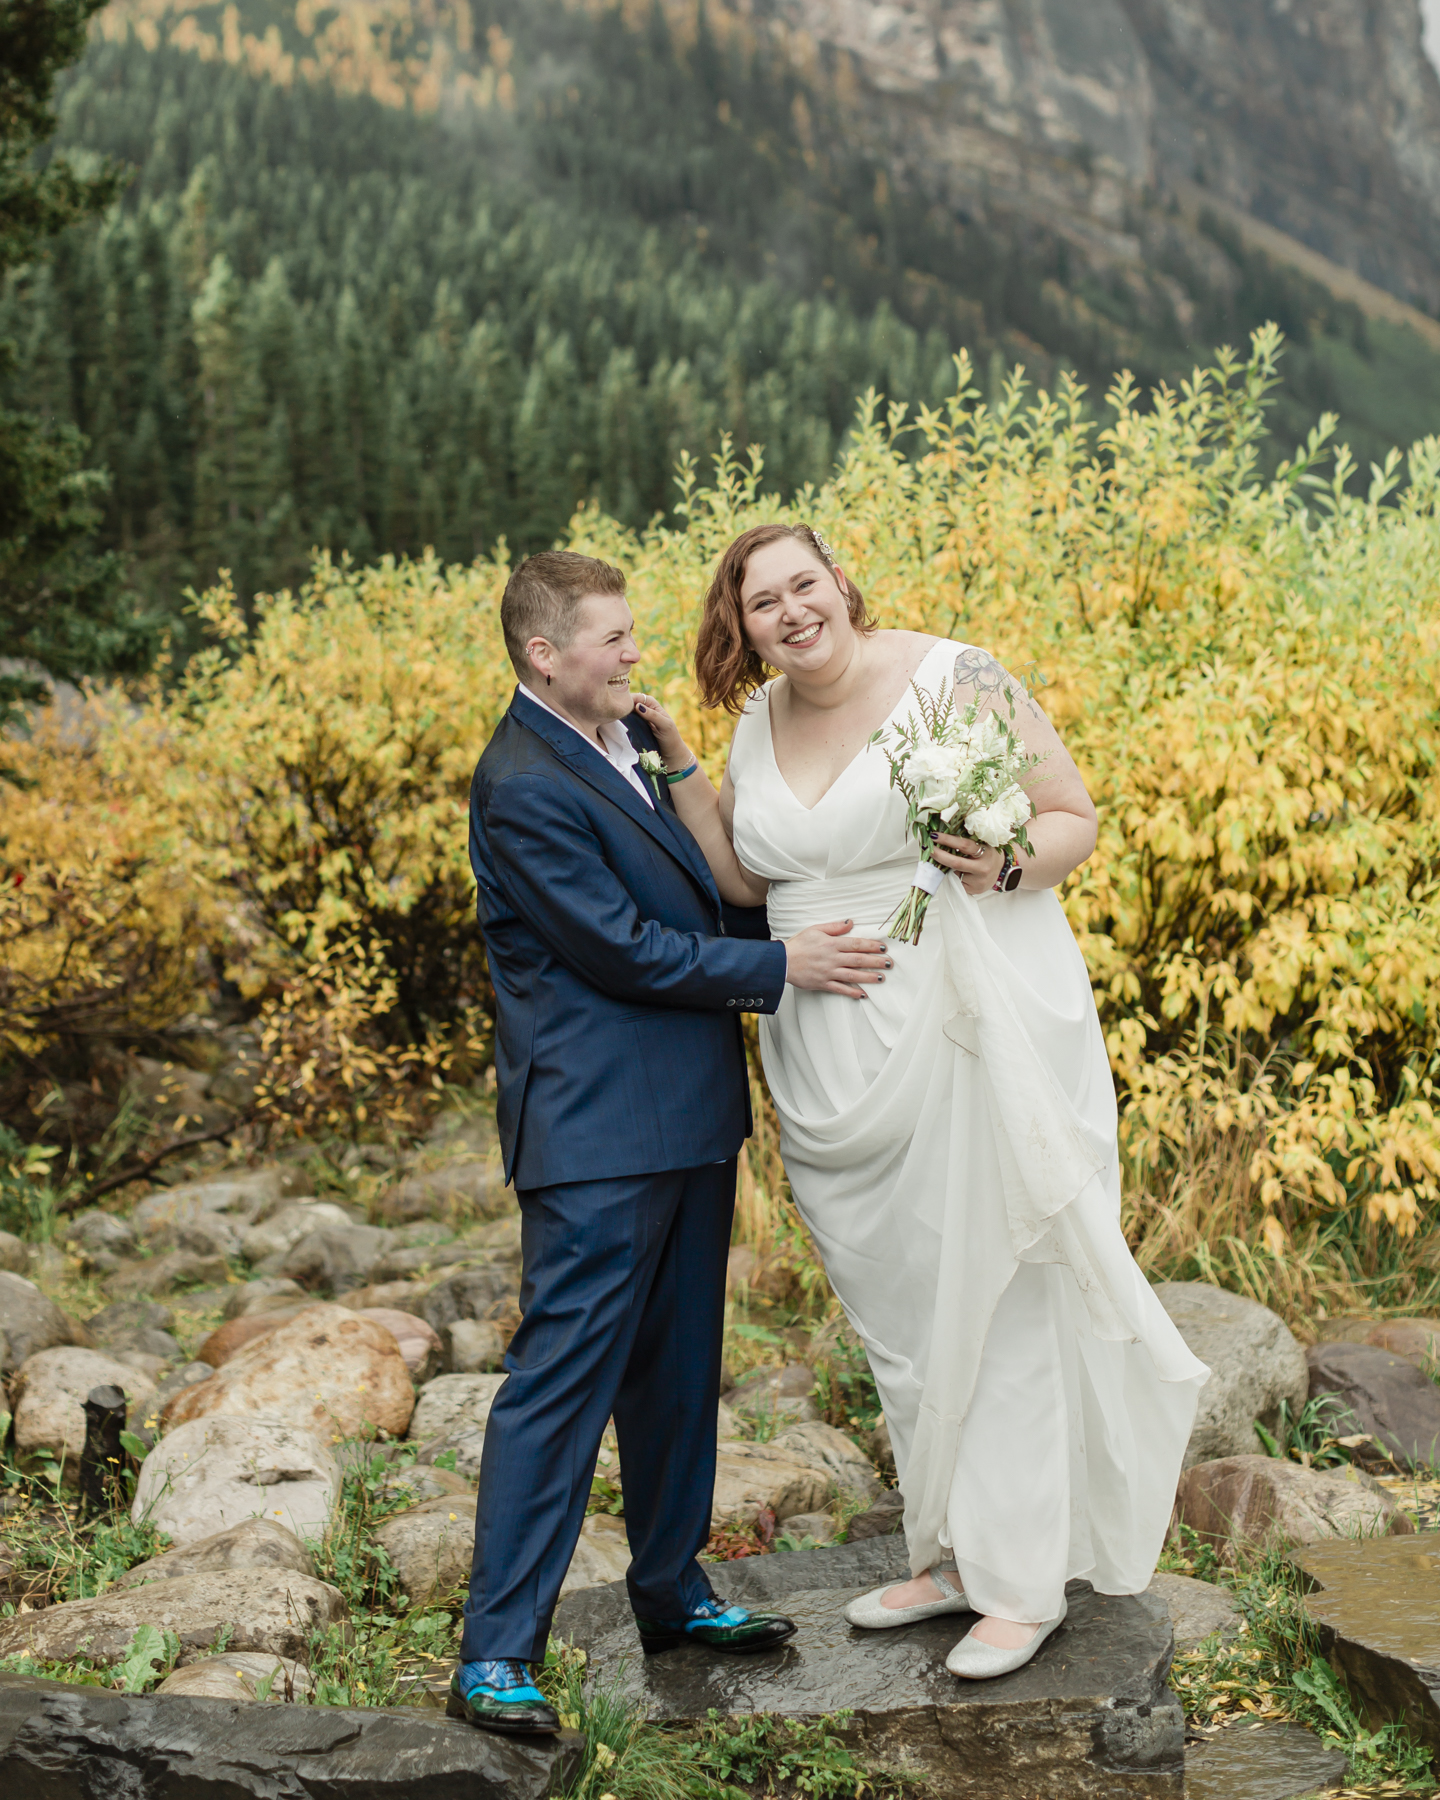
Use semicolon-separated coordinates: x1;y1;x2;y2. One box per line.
993;847;1023;893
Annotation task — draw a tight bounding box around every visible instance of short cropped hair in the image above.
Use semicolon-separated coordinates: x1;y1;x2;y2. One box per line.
694;524;873;713
500;551;627;680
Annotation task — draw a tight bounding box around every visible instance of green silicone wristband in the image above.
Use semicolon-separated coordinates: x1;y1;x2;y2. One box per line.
666;760;700;784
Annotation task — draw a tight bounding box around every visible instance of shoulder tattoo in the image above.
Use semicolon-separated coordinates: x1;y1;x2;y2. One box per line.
949;647;1044;720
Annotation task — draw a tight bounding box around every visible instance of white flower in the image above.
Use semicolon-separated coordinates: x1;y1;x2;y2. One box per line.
638;750;666;775
964;783;1033;846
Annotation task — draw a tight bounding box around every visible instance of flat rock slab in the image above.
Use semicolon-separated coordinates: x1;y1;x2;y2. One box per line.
556;1541;1183;1798
1296;1529;1440;1755
1184;1719;1346;1798
0;1671;581;1800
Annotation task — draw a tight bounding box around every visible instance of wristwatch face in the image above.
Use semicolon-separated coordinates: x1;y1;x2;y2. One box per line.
1001;864;1023;892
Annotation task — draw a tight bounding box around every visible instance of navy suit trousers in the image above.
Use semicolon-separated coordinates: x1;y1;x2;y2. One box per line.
459;1160;735;1663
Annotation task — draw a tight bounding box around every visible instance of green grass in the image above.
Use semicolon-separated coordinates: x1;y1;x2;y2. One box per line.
1163;1539;1434;1790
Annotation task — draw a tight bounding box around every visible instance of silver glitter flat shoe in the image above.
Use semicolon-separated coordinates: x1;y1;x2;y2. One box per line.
944;1600;1067;1680
842;1566;971;1630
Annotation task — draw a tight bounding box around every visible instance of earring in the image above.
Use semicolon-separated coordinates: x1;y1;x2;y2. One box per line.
545;674;551;685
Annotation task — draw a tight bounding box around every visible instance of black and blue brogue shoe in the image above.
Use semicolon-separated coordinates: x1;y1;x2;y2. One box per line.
447;1659;560;1734
634;1595;797;1655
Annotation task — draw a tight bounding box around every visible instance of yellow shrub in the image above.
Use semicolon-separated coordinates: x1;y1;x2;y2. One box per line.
0;698;210;1123
4;326;1438;1317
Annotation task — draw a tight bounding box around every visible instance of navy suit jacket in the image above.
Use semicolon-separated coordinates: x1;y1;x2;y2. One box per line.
470;690;789;1189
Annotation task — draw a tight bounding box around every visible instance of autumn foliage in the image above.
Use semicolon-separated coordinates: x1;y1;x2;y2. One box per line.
2;326;1437;1312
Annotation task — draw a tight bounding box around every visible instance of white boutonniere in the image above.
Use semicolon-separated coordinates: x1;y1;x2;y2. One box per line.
638;749;666;802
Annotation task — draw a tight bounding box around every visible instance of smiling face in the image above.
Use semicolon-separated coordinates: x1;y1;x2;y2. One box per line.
524;591;641;733
738;538;857;681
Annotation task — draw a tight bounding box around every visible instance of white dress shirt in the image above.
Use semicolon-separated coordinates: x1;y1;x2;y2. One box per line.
517;683;655;809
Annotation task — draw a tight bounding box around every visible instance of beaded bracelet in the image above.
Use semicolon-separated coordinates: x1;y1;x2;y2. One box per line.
666;760;700;784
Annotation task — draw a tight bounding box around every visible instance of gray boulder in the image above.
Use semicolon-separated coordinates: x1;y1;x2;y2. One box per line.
155;1651;315;1701
132;1167;306;1253
0;1231;28;1274
277;1225;393;1294
770;1421;883;1505
105;1250;230;1299
117;1518;314;1589
11;1347;157;1478
421;1265;519;1335
240;1201;363;1267
442;1318;505;1374
845;1487;905;1540
0;1670;578;1797
222;1276;307;1318
65;1211;138;1274
1145;1571;1240;1651
380;1161;512;1226
724;1362;822;1427
1306;1340;1440;1469
0;1566;346;1666
408;1372;508;1444
1153;1281;1308;1465
133;1414;340;1548
0;1270;89;1375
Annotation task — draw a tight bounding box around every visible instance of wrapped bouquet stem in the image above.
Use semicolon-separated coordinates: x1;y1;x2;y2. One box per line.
873;674;1047;944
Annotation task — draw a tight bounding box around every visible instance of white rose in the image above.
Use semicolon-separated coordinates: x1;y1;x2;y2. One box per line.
965;783;1032;846
904;742;961;787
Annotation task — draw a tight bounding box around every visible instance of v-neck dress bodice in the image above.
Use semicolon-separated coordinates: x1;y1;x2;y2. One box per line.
727;637;1206;1617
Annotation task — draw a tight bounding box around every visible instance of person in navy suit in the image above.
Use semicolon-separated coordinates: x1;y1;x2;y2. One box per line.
450;551;890;1734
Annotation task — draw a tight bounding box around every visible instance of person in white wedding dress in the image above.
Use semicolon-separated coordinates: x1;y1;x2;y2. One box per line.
632;523;1208;1681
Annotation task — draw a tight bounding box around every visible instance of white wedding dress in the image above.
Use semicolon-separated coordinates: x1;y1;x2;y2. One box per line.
728;638;1208;1623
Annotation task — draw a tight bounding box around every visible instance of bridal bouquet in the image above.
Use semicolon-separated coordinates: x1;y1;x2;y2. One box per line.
872;677;1045;943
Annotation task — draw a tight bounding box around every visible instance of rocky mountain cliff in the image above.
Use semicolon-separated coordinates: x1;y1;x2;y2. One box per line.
771;0;1440;314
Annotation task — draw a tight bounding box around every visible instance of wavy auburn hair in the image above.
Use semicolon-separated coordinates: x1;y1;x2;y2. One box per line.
694;524;874;713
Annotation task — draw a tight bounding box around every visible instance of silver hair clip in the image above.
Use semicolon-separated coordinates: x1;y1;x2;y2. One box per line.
810;527;836;564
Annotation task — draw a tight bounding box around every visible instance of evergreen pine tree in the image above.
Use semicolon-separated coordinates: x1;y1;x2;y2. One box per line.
0;0;153;759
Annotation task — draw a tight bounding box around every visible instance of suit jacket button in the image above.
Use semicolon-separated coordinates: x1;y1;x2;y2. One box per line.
726;999;735;1007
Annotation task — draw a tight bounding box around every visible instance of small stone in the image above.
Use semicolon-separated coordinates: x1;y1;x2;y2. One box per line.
711;1441;831;1529
381;1464;475;1507
846;1487;905;1540
1174;1454;1412;1557
0;1269;91;1375
85;1298;174;1347
409;1372;509;1443
1184;1718;1348;1799
155;1650;315;1701
278;1225;394;1294
723;1363;821;1427
117;1517;315;1589
442;1317;505;1373
106;1251;231;1299
1297;1530;1440;1756
1154;1281;1309;1466
1145;1571;1241;1651
374;1495;479;1608
0;1566;346;1666
414;1427;488;1483
421;1266;520;1335
380;1161;511;1225
196;1311;299;1366
770;1421;883;1505
222;1277;307;1319
715;1400;743;1441
559;1514;630;1599
369;1241;482;1282
134;1166;307;1238
340;1278;435;1314
239;1201;362;1267
778;1511;838;1545
11;1347;157;1479
357;1307;443;1379
133;1414;340;1546
164;1304;415;1440
149;1361;214;1419
1306;1340;1440;1470
108;1349;170;1383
